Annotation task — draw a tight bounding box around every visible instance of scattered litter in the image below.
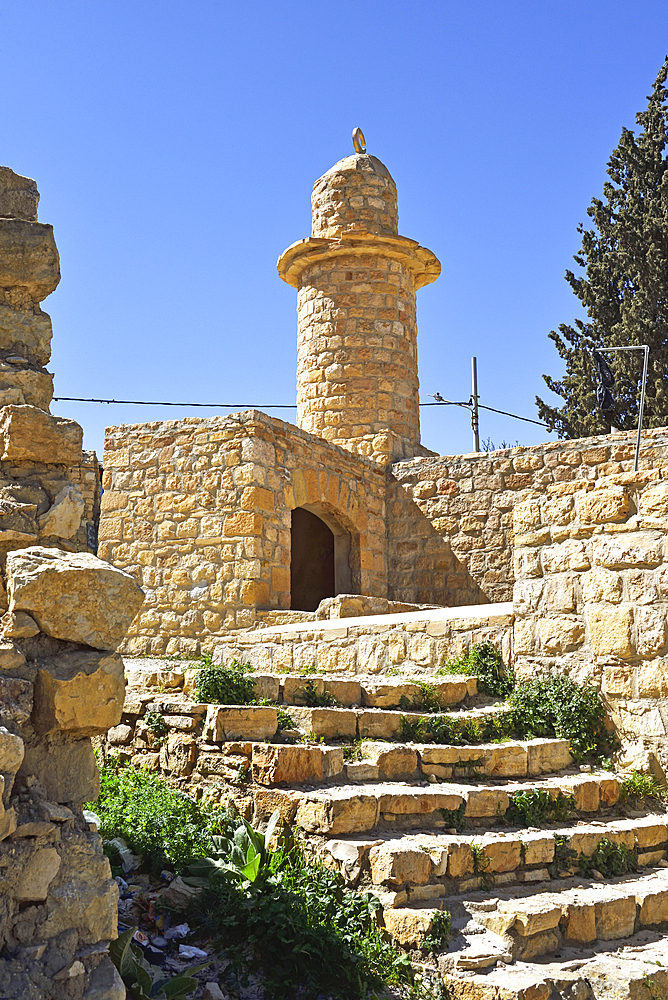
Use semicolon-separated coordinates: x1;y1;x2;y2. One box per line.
165;922;190;940
83;809;101;831
133;929;149;945
160;870;175;882
151;936;168;948
179;944;208;960
107;837;142;874
114;876;129;891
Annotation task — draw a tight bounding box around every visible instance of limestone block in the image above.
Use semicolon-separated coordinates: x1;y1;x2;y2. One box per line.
580;567;623;605
33;652;125;736
41;852;117;943
513;579;543;614
627;570;657;605
497;898;562;935
324;678;362;705
2;611;39;637
537;615;585;654
125;666;183;690
639;886;668;926
346;762;379;781
514;499;541;534
542;539;589;573
635;822;668;848
160;733;198;777
19;739;100;803
447;843;474;877
576;488;630;524
485;743;528;778
599;777;620;805
0;219;60;299
596;895;636;940
593;532;663;569
382;907;435;948
0;304;52;365
82;960;126;1000
637;661;668;698
7;546;144;650
513;618;536;655
0;807;17;840
0;166;39;221
465;787;509;817
203;705;277;741
523;739;572;775
639;482;668;518
285;706;357;739
16;846;61;901
363;742;418;779
514;547;542;579
586;605;634;658
0;726;24;772
523;834;555;865
0;366;53;411
570;779;600;812
108;723;133;744
361;680;420;708
482;837;522;873
0;405;81;464
635;606;666;657
603;664;635;698
0;503;38;545
369;842;432;886
294;792;378;835
564;902;596;943
543;575;576;613
357;710;402;739
38;484;85;538
253;744;325;785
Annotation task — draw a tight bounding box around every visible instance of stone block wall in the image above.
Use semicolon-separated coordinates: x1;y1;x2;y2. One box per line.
66;449;102;551
387;426;668;608
101;409;388;656
212;604;513;678
510;468;668;769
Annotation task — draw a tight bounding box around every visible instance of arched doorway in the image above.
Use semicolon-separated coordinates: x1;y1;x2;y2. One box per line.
290;505;353;611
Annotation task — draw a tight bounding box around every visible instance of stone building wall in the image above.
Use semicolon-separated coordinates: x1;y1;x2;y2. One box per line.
510;467;668;771
66;449;101;548
387;426;668;609
101;409;388;656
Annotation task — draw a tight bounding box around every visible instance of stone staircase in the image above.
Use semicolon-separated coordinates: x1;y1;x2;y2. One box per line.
114;634;668;1000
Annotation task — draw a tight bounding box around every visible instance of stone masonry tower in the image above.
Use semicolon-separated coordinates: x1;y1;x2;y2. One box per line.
278;131;441;465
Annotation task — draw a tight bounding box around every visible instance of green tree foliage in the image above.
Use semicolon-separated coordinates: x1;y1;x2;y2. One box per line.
537;60;668;438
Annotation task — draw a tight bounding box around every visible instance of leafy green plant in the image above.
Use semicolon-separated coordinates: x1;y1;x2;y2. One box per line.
297;679;340;708
505;788;575;827
187;810;282;889
620;771;667;803
343;740;369;763
143;709;167;745
89;761;234;872
194;656;255;705
578;838;638;878
548;834;577;876
469;842;492;887
276;707;294;731
109;926;208;999
420;909;452;953
440;803;466;832
297;662;319;676
507;673;619;761
438;642;514;697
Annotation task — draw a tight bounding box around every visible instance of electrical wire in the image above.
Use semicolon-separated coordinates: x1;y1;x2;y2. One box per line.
52;395;549;427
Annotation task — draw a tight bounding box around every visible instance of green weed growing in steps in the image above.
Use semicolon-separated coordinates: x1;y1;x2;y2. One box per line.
296;678;340;708
469;842;492;888
276;706;294;731
440;803;467;831
343;739;369;763
505;788;575;827
438;641;514;697
578;837;638;878
399;710;512;745
620;770;668;804
400;681;444;713
193;654;256;705
548;834;578;876
507;672;619;762
420;909;452;953
143;708;167;745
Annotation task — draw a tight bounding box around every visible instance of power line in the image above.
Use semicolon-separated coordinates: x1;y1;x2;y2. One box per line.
52;395;549;428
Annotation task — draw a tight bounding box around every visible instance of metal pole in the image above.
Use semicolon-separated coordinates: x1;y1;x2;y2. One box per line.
471;356;480;453
634;345;649;472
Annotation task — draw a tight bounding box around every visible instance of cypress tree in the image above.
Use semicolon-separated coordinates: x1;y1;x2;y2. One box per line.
537;59;668;438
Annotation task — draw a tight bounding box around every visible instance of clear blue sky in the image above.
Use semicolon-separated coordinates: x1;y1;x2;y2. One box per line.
1;1;667;459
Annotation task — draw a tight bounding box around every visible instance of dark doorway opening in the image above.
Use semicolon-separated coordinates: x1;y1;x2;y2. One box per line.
290;507;336;611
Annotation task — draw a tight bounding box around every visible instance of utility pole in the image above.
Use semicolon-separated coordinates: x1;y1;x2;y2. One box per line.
471;356;480;452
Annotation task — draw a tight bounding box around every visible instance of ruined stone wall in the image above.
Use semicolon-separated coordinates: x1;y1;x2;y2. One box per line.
66;449;101;550
101;409;388;657
510;468;668;771
0;166;144;999
387;426;668;609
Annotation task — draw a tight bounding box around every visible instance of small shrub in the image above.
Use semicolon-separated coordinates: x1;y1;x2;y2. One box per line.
469;842;492;887
143;709;167;744
507;673;618;762
343;740;369;763
276;707;294;731
438;642;514;697
620;771;667;803
89;761;234;872
194;656;255;705
548;834;577;876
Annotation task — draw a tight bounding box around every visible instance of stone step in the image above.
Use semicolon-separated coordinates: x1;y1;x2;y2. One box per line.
254;772;622;836
194;702;508;743
381;867;668;961
322;815;668;898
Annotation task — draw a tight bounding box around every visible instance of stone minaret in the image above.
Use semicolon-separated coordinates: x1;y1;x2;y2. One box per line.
278;131;440;465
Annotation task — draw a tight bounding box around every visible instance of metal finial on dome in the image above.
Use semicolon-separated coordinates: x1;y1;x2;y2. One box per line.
352;127;366;154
